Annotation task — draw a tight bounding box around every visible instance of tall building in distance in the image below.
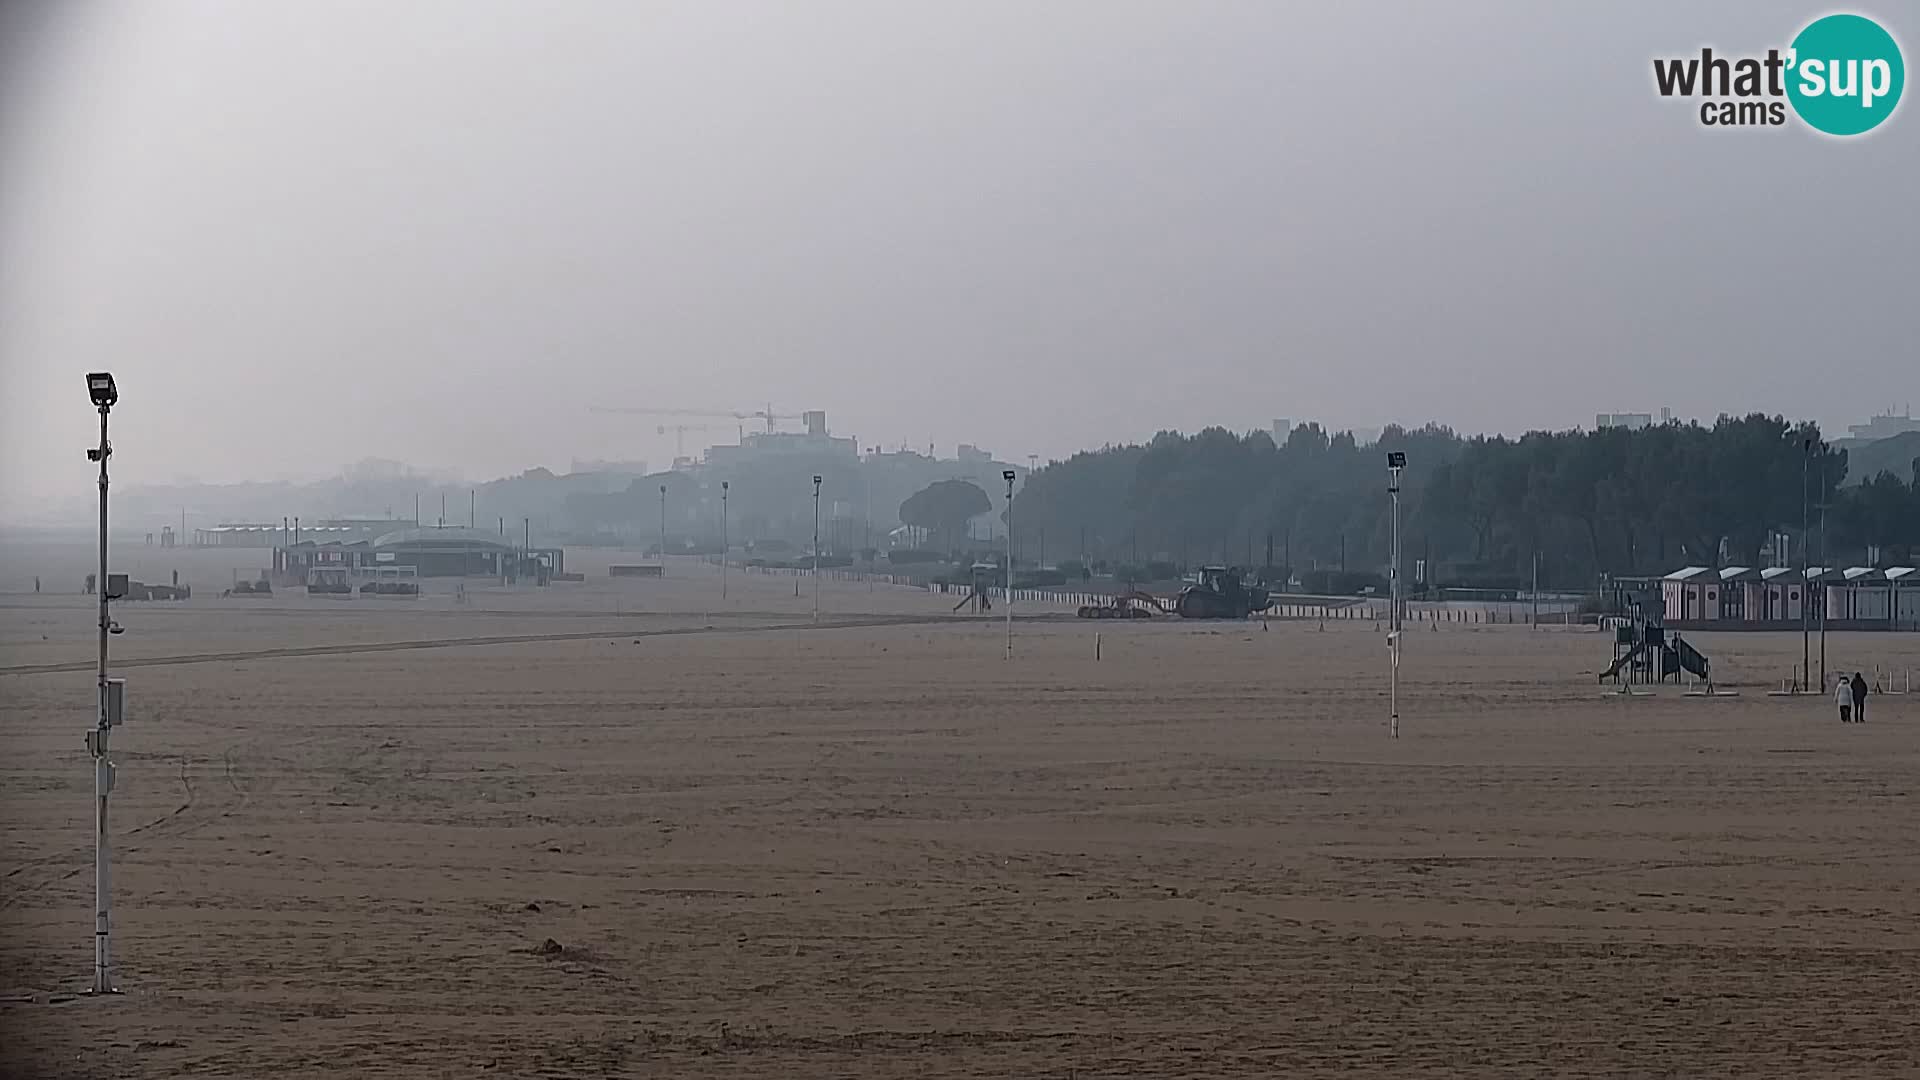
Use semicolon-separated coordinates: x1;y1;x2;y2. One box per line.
1596;412;1653;431
1271;418;1292;441
1846;408;1920;442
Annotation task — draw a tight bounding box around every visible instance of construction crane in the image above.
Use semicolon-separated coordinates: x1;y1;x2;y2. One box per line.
588;405;806;436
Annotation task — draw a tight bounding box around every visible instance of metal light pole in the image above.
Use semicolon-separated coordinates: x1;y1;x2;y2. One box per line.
1531;551;1539;628
720;481;729;601
1818;450;1828;690
1387;452;1406;739
659;484;668;574
812;475;822;623
84;373;122;995
1801;438;1810;691
865;456;874;593
1003;470;1016;660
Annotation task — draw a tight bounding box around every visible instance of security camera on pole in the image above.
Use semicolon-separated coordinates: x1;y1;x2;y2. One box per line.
84;372;126;995
1003;470;1016;660
1386;451;1406;739
812;475;823;623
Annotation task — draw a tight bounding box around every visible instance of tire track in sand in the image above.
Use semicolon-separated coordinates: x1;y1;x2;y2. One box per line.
0;613;1040;677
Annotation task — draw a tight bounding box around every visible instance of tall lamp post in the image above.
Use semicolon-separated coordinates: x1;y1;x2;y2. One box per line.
811;475;822;623
720;481;729;601
1387;451;1406;739
1800;438;1812;691
1817;447;1829;691
85;372;124;995
659;484;668;574
1003;470;1016;660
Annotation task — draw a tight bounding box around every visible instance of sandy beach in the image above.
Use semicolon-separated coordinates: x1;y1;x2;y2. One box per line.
4;552;1918;1078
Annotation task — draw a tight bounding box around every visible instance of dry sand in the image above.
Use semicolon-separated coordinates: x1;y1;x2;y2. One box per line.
3;551;1919;1078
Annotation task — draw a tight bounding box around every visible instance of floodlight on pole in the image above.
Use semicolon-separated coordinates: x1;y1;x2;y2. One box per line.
1003;470;1016;660
84;372;123;995
1386;451;1406;739
812;475;822;623
720;481;729;601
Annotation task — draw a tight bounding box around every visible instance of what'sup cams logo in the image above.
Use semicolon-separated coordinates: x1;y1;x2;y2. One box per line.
1654;13;1904;135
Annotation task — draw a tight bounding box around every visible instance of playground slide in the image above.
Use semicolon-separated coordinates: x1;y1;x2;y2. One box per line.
1673;638;1710;680
1598;639;1649;682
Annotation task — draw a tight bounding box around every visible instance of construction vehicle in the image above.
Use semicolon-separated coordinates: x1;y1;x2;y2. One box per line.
1173;566;1273;619
1076;589;1166;619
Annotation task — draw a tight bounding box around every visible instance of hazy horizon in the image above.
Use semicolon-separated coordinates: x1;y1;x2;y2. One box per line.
4;1;1915;504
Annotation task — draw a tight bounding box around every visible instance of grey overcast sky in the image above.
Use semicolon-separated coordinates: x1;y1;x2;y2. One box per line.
2;1;1915;501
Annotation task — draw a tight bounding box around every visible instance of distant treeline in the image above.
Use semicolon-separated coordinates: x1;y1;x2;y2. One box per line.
1010;415;1920;589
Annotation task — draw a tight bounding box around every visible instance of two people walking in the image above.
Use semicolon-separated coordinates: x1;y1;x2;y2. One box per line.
1836;671;1870;722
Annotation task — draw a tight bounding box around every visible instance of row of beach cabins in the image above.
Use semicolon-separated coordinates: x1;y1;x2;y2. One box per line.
1660;565;1919;629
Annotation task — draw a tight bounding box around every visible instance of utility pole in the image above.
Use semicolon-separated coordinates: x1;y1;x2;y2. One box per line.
469;489;475;529
1531;550;1540;628
721;481;729;600
659;484;668;573
812;475;822;623
84;373;122;995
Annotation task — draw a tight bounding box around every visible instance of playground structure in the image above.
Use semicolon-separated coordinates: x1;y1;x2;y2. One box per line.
953;563;998;614
1173;566;1274;620
1599;587;1715;693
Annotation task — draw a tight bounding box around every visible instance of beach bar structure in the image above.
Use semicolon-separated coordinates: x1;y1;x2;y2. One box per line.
1826;566;1918;623
274;526;540;580
1664;564;1915;629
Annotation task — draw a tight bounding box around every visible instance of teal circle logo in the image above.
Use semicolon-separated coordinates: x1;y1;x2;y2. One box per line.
1786;14;1905;135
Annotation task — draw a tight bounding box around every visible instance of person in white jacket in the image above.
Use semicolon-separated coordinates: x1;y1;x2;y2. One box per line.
1836;675;1855;722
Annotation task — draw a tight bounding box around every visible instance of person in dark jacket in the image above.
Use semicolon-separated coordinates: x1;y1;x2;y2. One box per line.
1851;672;1870;723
